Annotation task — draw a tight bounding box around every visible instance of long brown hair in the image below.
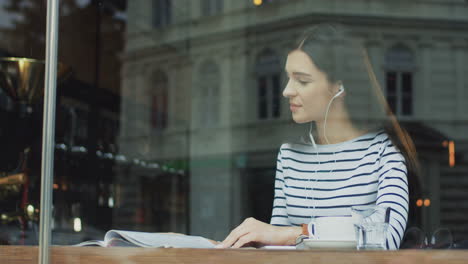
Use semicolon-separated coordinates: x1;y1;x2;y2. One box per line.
297;23;420;179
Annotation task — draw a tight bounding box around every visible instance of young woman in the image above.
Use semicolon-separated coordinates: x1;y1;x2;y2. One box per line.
216;24;418;250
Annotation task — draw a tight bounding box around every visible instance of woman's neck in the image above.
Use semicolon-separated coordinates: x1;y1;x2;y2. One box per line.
315;106;366;145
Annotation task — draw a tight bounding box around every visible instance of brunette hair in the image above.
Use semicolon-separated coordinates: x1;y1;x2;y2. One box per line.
296;23;420;181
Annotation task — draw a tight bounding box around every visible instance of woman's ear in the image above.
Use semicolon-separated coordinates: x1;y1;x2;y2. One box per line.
332;82;345;98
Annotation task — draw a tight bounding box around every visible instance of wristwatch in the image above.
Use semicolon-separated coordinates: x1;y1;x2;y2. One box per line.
295;224;310;245
295;234;308;246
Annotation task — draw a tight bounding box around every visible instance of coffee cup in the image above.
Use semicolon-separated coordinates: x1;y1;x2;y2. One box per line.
308;216;360;241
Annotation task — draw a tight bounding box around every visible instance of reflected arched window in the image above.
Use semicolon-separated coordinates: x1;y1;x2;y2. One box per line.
255;49;281;120
150;71;169;130
385;44;415;116
199;60;220;126
153;0;171;27
201;0;223;16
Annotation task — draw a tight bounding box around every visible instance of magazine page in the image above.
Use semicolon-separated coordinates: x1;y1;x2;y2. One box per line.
74;240;107;247
104;230;216;248
106;237;139;247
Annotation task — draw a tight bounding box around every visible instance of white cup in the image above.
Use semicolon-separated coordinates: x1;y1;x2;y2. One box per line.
308;216;361;241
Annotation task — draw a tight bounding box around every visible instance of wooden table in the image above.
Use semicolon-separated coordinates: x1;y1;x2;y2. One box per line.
1;246;468;264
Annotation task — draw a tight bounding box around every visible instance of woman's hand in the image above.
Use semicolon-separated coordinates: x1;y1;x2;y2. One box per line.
216;217;301;248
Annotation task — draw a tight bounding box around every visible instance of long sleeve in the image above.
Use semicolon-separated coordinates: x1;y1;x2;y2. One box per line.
375;142;409;250
270;148;291;226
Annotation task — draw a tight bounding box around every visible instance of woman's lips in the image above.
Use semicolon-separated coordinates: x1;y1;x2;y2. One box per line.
290;104;301;112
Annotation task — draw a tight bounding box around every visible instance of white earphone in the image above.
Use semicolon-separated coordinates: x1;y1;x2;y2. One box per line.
333;84;345;99
309;84;345;147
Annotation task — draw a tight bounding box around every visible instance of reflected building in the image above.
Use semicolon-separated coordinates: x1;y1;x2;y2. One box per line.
118;0;468;241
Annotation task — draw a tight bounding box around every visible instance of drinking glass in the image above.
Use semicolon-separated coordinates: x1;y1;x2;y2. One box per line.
351;205;390;250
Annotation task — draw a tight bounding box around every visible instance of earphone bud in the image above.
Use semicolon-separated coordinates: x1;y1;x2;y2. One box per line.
332;85;345;99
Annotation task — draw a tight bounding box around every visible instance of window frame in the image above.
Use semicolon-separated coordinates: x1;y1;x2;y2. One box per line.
384;44;416;118
153;0;172;28
255;49;282;121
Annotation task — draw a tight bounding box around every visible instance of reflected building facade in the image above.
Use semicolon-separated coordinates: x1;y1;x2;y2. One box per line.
118;0;468;241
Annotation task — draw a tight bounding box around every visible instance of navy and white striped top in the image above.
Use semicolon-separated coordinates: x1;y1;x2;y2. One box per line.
270;130;409;250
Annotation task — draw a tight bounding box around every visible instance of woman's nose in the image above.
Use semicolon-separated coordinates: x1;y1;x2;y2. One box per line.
282;79;297;98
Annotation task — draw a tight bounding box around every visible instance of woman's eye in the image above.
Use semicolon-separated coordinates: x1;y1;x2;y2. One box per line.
298;80;309;85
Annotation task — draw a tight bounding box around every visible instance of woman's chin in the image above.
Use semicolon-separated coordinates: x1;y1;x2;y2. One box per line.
291;114;311;124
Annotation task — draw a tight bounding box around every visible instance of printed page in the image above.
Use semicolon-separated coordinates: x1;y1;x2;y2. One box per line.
74;240;106;247
104;230;216;248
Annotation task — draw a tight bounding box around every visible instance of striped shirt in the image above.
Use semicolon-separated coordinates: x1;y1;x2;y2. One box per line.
270;130;409;250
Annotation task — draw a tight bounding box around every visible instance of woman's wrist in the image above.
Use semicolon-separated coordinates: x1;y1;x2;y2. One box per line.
277;226;302;245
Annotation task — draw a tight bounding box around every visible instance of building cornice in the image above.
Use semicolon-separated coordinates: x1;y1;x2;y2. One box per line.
122;12;468;64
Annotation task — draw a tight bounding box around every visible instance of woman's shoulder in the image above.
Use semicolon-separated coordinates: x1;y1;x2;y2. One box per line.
277;130;397;158
353;129;388;144
352;130;395;151
278;142;314;154
373;131;407;163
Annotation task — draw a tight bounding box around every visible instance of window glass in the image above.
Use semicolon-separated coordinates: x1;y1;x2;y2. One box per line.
0;0;467;253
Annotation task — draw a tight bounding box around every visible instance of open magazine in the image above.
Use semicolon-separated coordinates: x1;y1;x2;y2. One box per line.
74;230;216;248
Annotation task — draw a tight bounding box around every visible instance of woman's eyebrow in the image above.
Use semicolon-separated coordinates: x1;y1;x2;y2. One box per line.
292;71;312;77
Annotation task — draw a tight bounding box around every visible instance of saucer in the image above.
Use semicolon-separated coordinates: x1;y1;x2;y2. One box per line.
300;239;357;250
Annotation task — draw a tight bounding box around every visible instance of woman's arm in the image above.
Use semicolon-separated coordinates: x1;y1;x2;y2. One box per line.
270;148;291;226
375;142;409;250
216;218;301;248
217;147;301;248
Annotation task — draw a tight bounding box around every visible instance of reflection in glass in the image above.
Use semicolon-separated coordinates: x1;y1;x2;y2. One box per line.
0;0;467;250
385;44;415;117
256;49;281;120
198;60;220;127
150;70;168;130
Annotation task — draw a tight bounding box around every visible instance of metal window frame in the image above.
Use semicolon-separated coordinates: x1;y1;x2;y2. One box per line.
38;0;59;263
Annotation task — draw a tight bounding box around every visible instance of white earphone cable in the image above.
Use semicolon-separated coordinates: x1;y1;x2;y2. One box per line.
323;86;343;145
323;96;336;145
307;86;343;238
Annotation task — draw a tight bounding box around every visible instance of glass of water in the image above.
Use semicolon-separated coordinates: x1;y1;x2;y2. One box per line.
351;205;390;250
354;222;389;250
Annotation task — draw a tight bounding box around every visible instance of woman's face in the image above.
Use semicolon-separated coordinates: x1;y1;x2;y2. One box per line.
283;49;337;124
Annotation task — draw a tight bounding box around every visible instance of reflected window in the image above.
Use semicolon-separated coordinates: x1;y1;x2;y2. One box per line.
199;60;220;126
385;44;415;116
153;0;172;27
150;71;169;130
255;49;281;120
201;0;223;16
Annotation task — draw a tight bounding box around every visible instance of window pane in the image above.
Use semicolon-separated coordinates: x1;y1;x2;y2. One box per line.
154;0;171;27
2;0;468;257
402;97;412;116
402;72;413;94
258;77;268;119
386;72;397;113
401;72;413;115
386;72;397;95
272;74;281;118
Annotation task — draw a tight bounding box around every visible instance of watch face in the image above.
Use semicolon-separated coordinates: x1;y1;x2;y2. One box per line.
295;234;308;245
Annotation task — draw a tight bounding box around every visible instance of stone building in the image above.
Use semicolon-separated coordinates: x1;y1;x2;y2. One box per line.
117;0;468;241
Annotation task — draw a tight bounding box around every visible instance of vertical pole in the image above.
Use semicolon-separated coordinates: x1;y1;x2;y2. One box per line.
39;0;59;263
